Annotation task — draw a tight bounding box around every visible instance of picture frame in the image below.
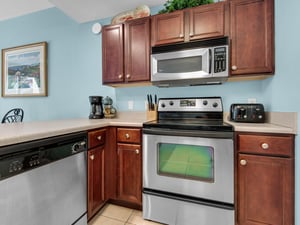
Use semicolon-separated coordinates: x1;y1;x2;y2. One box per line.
1;42;47;97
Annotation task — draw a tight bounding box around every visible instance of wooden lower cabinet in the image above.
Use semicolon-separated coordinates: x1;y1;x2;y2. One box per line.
87;128;107;220
117;143;142;205
115;127;142;207
236;133;294;225
87;146;105;220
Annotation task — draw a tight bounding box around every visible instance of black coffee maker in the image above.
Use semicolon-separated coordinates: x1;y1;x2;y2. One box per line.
89;96;104;119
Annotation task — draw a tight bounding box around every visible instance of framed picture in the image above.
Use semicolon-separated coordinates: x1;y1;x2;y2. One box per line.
1;42;47;97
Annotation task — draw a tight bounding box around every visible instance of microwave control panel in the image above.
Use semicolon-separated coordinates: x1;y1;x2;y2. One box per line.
214;47;227;73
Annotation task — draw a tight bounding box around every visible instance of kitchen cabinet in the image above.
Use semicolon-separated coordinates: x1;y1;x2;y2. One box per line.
87;129;106;220
116;127;142;207
102;17;150;86
236;132;294;225
151;2;226;46
230;0;274;76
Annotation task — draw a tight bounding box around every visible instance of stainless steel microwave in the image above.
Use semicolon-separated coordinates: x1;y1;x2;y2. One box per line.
151;37;229;87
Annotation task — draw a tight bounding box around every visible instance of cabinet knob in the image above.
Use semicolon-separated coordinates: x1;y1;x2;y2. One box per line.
135;149;140;154
240;159;247;166
97;136;102;141
179;34;184;38
118;74;123;79
126;74;131;79
189;32;194;37
231;65;237;71
125;133;130;139
261;143;269;150
90;155;95;160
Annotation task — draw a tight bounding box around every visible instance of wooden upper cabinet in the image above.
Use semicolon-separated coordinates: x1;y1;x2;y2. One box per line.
151;11;185;46
124;17;150;83
151;2;226;46
230;0;274;76
102;17;150;85
188;2;226;41
102;24;124;83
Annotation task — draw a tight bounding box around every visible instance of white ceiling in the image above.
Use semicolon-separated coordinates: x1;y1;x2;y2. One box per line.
0;0;165;23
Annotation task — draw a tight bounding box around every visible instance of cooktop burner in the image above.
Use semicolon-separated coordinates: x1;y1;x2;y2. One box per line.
143;97;233;132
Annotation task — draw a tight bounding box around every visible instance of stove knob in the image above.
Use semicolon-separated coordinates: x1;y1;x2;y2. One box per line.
213;102;218;108
169;101;174;106
161;103;166;108
203;100;208;106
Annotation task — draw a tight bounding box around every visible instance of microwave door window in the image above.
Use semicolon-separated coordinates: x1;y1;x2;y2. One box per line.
158;56;202;73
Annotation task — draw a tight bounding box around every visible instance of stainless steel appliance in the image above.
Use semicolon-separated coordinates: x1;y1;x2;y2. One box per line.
143;97;234;225
230;103;265;123
0;132;88;225
151;37;229;87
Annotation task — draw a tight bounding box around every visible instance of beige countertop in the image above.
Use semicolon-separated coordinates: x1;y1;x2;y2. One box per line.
0;112;146;147
0;111;297;147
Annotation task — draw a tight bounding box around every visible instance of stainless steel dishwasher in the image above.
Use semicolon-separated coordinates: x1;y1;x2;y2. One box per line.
0;131;88;225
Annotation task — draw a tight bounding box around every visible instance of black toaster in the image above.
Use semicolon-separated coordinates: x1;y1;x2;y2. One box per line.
230;103;265;123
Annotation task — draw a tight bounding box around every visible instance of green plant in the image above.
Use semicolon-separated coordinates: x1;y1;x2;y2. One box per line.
159;0;214;14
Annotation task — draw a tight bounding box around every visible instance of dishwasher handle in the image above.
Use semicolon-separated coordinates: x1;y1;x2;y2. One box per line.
72;141;87;154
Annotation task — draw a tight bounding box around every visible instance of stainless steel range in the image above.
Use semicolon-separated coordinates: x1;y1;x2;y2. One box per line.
142;97;234;225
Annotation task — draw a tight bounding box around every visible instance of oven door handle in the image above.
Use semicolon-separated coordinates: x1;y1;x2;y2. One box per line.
143;128;233;139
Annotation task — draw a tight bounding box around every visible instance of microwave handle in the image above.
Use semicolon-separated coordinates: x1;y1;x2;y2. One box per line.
209;48;212;74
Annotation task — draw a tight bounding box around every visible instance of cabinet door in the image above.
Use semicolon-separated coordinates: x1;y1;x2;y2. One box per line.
237;154;294;225
102;24;124;84
117;143;142;205
189;2;225;41
230;0;274;75
88;146;105;219
124;17;150;82
151;11;184;46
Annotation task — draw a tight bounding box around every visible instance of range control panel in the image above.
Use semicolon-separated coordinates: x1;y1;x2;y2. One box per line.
158;97;223;112
230;103;265;123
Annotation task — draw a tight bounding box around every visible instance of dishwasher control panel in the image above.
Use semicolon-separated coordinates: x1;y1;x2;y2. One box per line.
0;151;41;180
0;132;87;181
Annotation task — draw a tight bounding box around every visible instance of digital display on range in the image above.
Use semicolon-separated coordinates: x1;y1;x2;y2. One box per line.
180;99;196;107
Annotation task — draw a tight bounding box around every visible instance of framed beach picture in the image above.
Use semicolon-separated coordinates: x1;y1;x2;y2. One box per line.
1;42;47;97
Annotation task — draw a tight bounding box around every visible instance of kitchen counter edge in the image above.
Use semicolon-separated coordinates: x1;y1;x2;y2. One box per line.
0;111;297;147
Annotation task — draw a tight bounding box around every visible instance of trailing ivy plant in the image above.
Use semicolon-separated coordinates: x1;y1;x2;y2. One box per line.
159;0;214;14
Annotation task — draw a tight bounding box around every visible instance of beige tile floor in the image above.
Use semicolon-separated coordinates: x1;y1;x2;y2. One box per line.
88;204;164;225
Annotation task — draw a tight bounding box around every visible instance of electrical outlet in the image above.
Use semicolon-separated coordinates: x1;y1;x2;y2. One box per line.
248;98;257;103
128;101;134;110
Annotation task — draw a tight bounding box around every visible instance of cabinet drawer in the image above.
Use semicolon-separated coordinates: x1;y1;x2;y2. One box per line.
88;129;106;149
117;128;141;144
237;134;294;157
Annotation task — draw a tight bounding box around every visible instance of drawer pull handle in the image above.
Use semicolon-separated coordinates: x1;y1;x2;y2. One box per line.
125;133;130;139
240;159;247;166
135;149;139;154
261;143;269;150
90;155;95;160
97;136;102;141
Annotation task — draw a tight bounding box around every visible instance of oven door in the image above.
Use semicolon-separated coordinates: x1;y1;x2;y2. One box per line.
143;129;234;204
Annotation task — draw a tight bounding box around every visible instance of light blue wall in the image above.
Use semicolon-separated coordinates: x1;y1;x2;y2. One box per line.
0;1;299;224
0;9;115;121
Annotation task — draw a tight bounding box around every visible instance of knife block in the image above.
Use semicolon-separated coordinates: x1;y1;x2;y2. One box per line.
146;104;157;121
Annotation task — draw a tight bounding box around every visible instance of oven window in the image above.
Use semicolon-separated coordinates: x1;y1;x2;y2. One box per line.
158;143;214;182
